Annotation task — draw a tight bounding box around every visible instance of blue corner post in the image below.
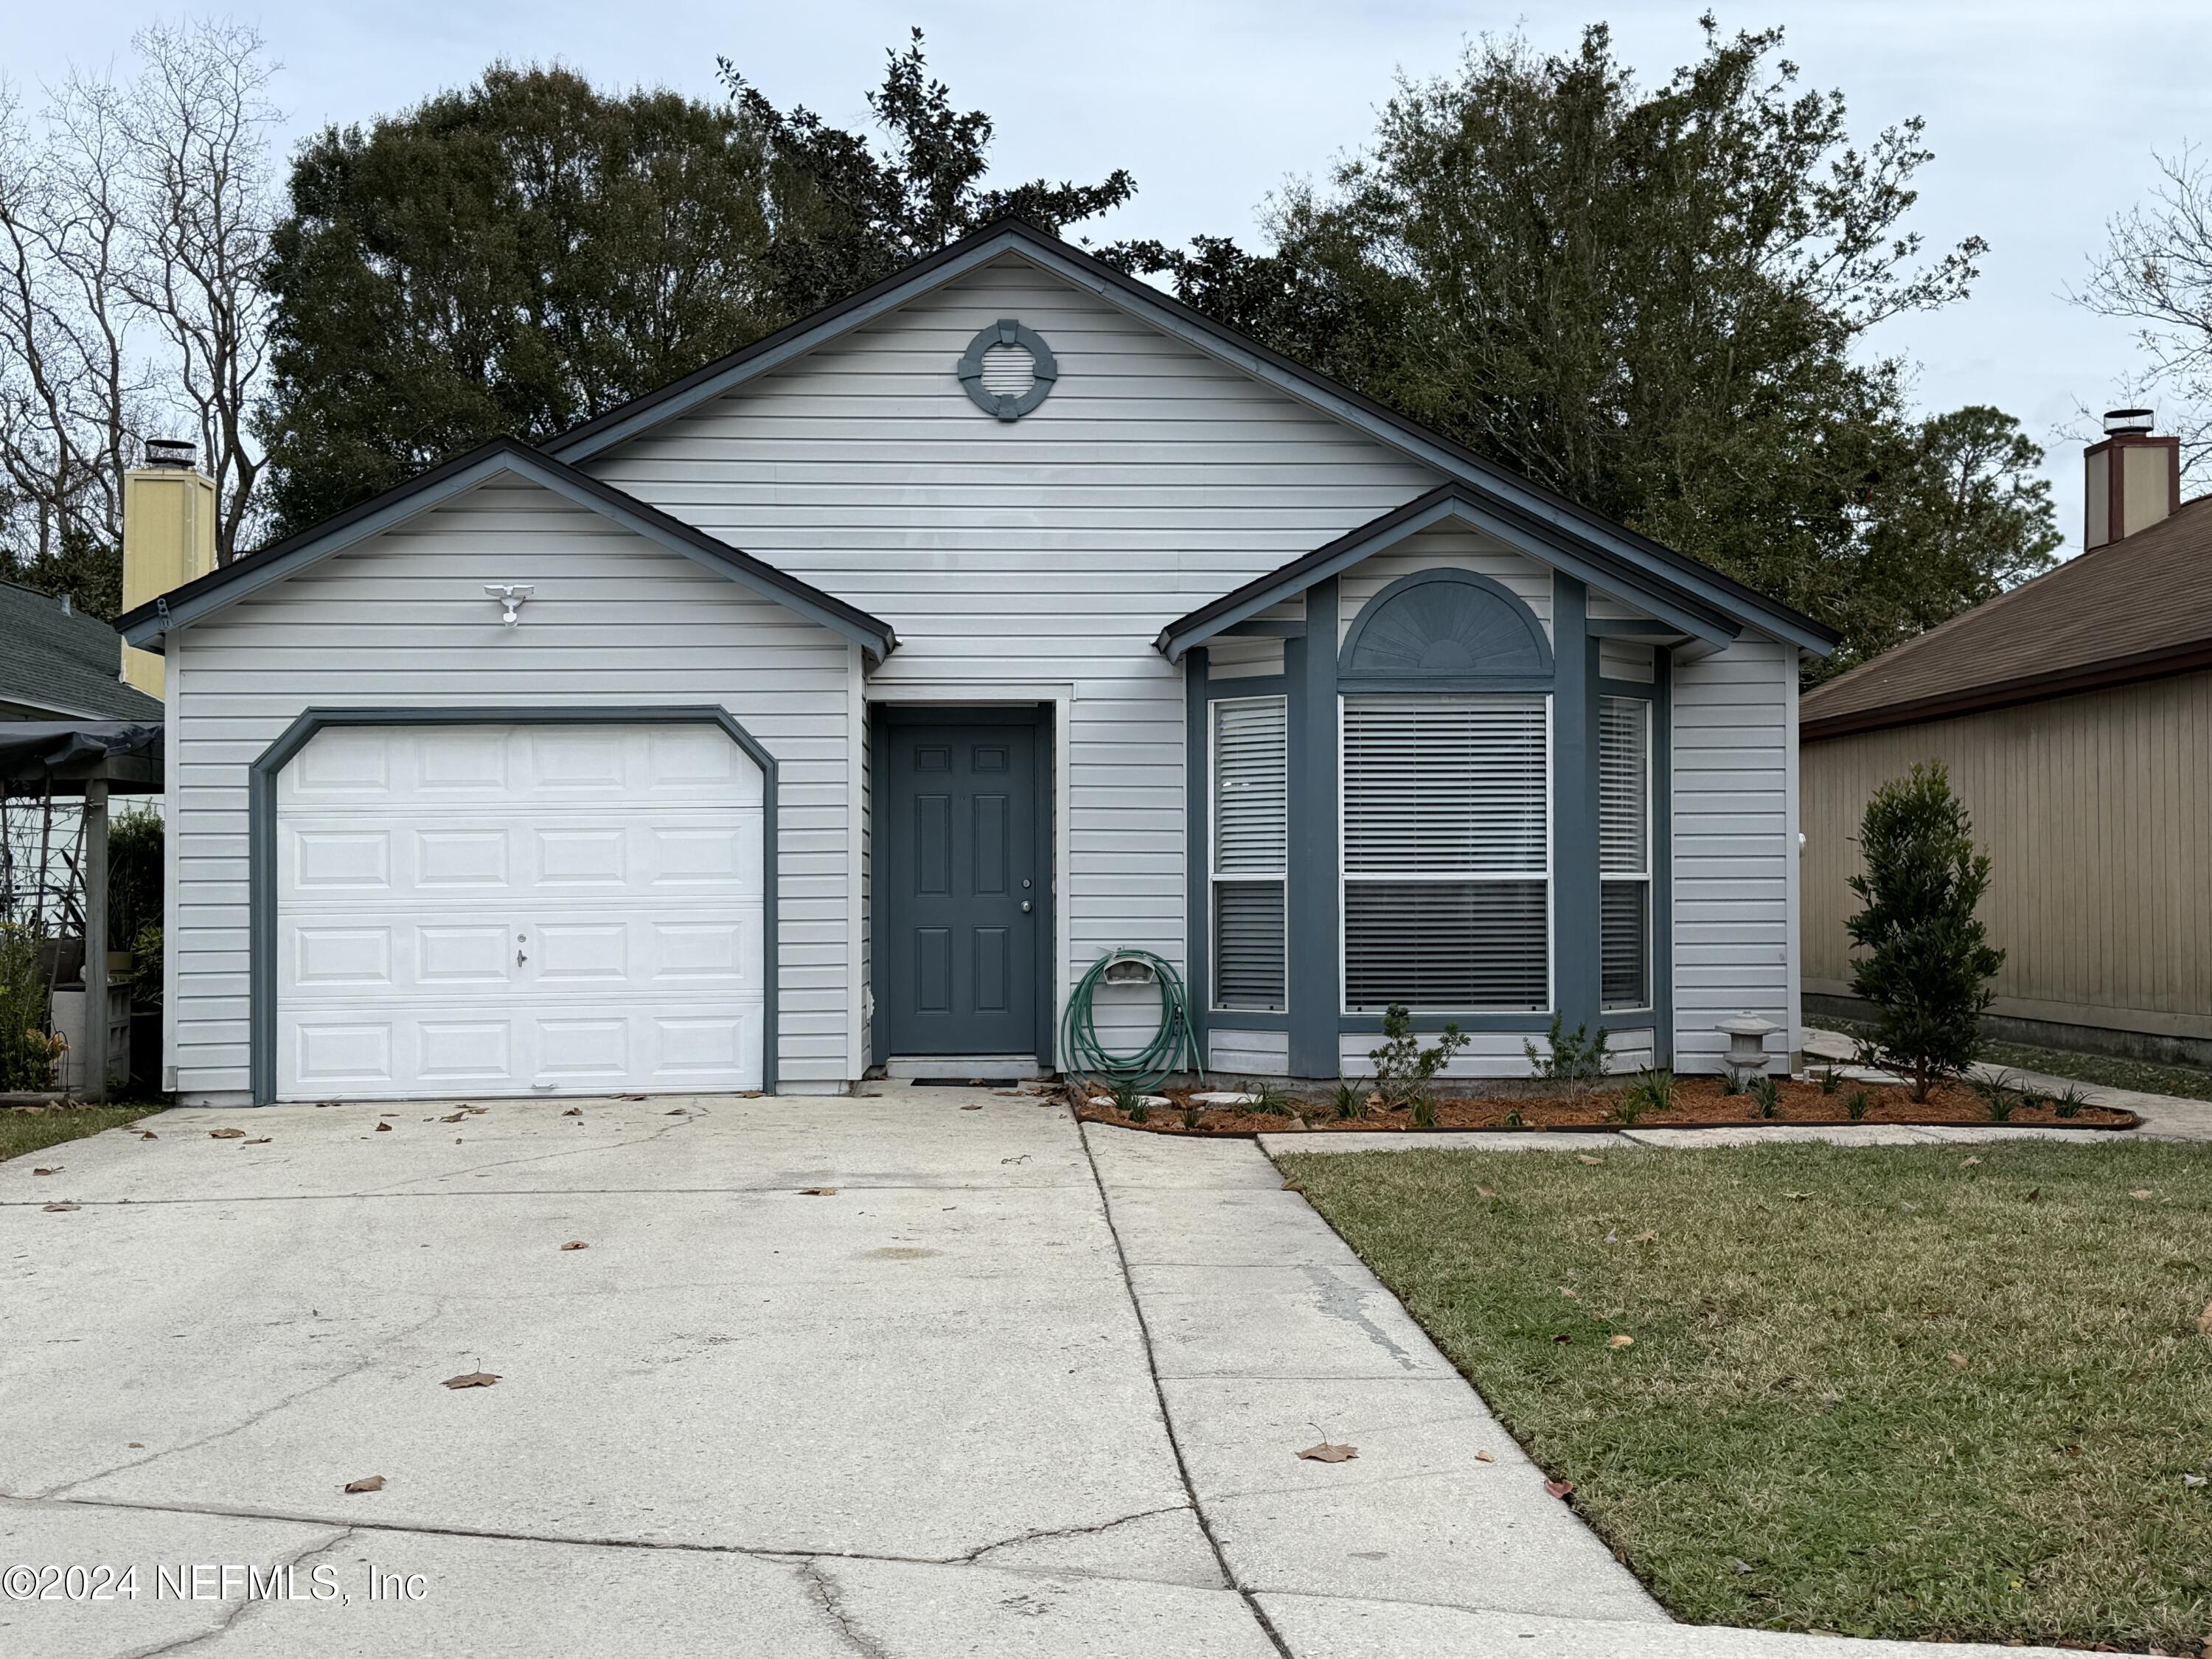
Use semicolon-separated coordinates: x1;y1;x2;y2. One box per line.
1287;576;1341;1077
1551;576;1600;1032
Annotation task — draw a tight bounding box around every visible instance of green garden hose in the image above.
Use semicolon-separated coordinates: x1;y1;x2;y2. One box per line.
1059;949;1200;1094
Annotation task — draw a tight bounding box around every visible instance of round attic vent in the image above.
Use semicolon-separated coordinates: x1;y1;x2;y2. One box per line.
958;319;1058;420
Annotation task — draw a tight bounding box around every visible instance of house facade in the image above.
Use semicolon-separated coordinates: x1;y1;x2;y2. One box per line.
120;222;1832;1106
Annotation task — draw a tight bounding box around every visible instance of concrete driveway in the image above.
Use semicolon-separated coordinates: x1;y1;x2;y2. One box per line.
1;1087;2101;1658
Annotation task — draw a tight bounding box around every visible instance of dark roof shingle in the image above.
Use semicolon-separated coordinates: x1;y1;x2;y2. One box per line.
1801;498;2212;739
0;582;163;721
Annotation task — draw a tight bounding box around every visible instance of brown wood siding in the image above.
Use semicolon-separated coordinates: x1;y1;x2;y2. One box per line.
1802;669;2212;1042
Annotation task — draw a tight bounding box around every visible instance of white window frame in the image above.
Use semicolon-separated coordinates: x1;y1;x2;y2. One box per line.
1600;695;1652;1013
1337;692;1556;1015
1209;693;1288;1013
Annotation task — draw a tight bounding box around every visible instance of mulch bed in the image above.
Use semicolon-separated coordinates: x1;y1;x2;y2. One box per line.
1073;1074;2138;1137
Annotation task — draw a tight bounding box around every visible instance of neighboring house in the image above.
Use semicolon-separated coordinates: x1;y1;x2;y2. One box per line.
0;582;162;723
1801;411;2212;1065
118;219;1834;1107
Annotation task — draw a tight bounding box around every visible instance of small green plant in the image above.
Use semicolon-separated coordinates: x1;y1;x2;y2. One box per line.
1748;1073;1781;1119
1524;1015;1610;1099
1846;1088;1871;1121
1615;1067;1677;1124
1500;1106;1525;1129
1812;1065;1843;1096
1970;1071;2020;1121
1111;1079;1144;1114
1370;1004;1470;1127
1719;1067;1748;1096
1126;1100;1150;1123
1248;1082;1295;1118
2052;1084;2090;1119
1181;1102;1203;1131
1332;1081;1366;1121
0;923;59;1092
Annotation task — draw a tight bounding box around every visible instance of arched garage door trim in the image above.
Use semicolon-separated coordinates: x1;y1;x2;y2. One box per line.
248;706;778;1105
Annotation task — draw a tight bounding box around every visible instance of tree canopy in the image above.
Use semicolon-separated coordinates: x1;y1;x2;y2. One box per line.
1107;21;2058;675
257;33;1134;536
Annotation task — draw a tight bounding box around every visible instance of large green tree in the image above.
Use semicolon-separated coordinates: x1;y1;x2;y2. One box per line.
257;36;1134;538
1108;21;2057;675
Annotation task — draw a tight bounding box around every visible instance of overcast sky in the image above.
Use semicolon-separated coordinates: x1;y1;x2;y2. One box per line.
17;1;2211;556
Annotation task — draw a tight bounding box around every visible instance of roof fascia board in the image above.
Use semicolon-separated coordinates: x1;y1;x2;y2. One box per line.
1157;490;1736;661
119;445;897;664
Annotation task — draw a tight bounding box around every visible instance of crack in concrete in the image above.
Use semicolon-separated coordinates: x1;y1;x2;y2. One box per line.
959;1503;1192;1565
115;1525;355;1659
35;1303;452;1500
793;1559;892;1659
1075;1121;1295;1659
363;1109;707;1195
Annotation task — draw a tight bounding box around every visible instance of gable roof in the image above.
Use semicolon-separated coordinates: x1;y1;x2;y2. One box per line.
1156;484;1745;661
114;439;898;664
545;217;1836;658
0;582;162;721
1801;498;2212;740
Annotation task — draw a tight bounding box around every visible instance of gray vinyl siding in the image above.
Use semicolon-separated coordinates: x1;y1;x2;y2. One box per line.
587;252;1439;1052
165;479;855;1102
1670;636;1797;1071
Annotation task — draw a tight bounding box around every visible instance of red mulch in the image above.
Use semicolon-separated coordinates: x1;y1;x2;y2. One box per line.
1073;1074;2137;1138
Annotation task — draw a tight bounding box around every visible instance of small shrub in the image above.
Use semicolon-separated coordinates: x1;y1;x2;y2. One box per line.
1748;1073;1781;1119
1845;762;2005;1102
0;923;59;1092
1181;1102;1203;1131
1249;1082;1295;1118
1370;1004;1470;1125
1110;1079;1144;1116
1615;1067;1677;1124
1846;1088;1870;1121
1524;1015;1610;1101
1500;1106;1525;1129
2052;1084;2090;1119
1126;1100;1150;1124
1719;1067;1748;1097
1332;1081;1366;1121
1812;1066;1843;1096
1970;1071;2020;1122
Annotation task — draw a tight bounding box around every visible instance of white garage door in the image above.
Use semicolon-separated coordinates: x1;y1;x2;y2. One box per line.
276;722;765;1101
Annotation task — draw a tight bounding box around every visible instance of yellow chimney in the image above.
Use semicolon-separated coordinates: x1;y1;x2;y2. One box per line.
121;438;217;697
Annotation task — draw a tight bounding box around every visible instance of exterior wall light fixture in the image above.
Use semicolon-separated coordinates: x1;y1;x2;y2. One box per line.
484;583;535;626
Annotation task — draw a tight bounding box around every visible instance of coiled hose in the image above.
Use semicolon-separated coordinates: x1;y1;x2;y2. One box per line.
1059;949;1200;1095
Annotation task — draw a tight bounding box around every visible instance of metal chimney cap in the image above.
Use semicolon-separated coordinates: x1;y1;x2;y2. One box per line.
144;437;198;468
2103;408;2156;436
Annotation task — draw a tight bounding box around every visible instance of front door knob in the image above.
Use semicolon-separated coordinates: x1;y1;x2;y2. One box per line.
1020;900;1032;914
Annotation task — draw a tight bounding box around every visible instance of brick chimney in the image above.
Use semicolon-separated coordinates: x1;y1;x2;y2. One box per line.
120;437;217;696
2084;408;2181;549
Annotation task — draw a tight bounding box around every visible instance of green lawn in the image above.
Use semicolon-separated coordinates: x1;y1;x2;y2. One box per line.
1281;1141;2212;1652
0;1105;154;1165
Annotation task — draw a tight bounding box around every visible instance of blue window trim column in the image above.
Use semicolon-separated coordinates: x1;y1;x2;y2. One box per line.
1287;576;1340;1077
1551;576;1601;1034
1594;656;1672;1061
1184;647;1211;1064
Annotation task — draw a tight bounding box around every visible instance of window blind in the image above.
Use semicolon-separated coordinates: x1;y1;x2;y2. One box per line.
1342;695;1550;1011
1212;697;1287;1010
1599;696;1650;1009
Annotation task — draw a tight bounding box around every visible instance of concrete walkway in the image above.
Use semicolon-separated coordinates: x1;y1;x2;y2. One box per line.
1;1087;2128;1656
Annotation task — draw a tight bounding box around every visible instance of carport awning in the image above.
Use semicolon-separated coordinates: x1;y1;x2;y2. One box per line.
0;720;162;796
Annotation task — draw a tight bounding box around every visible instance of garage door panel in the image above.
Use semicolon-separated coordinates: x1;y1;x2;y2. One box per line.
276;722;765;1100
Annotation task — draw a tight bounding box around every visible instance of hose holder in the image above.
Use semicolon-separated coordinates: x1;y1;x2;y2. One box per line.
1101;956;1157;987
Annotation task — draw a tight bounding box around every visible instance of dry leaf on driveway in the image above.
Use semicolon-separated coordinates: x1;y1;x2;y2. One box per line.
43;1202;80;1213
1298;1441;1357;1463
560;1241;589;1251
375;1122;392;1133
208;1128;245;1139
1473;1450;1496;1463
342;1475;386;1494
32;1166;59;1176
1607;1335;1635;1349
138;1130;157;1140
442;1371;500;1390
799;1187;838;1197
1544;1478;1576;1500
561;1107;582;1118
241;1138;270;1146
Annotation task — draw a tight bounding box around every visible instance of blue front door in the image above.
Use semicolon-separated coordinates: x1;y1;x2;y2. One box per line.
883;717;1040;1057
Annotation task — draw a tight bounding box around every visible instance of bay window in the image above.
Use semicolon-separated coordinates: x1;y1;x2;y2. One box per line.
1342;694;1550;1010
